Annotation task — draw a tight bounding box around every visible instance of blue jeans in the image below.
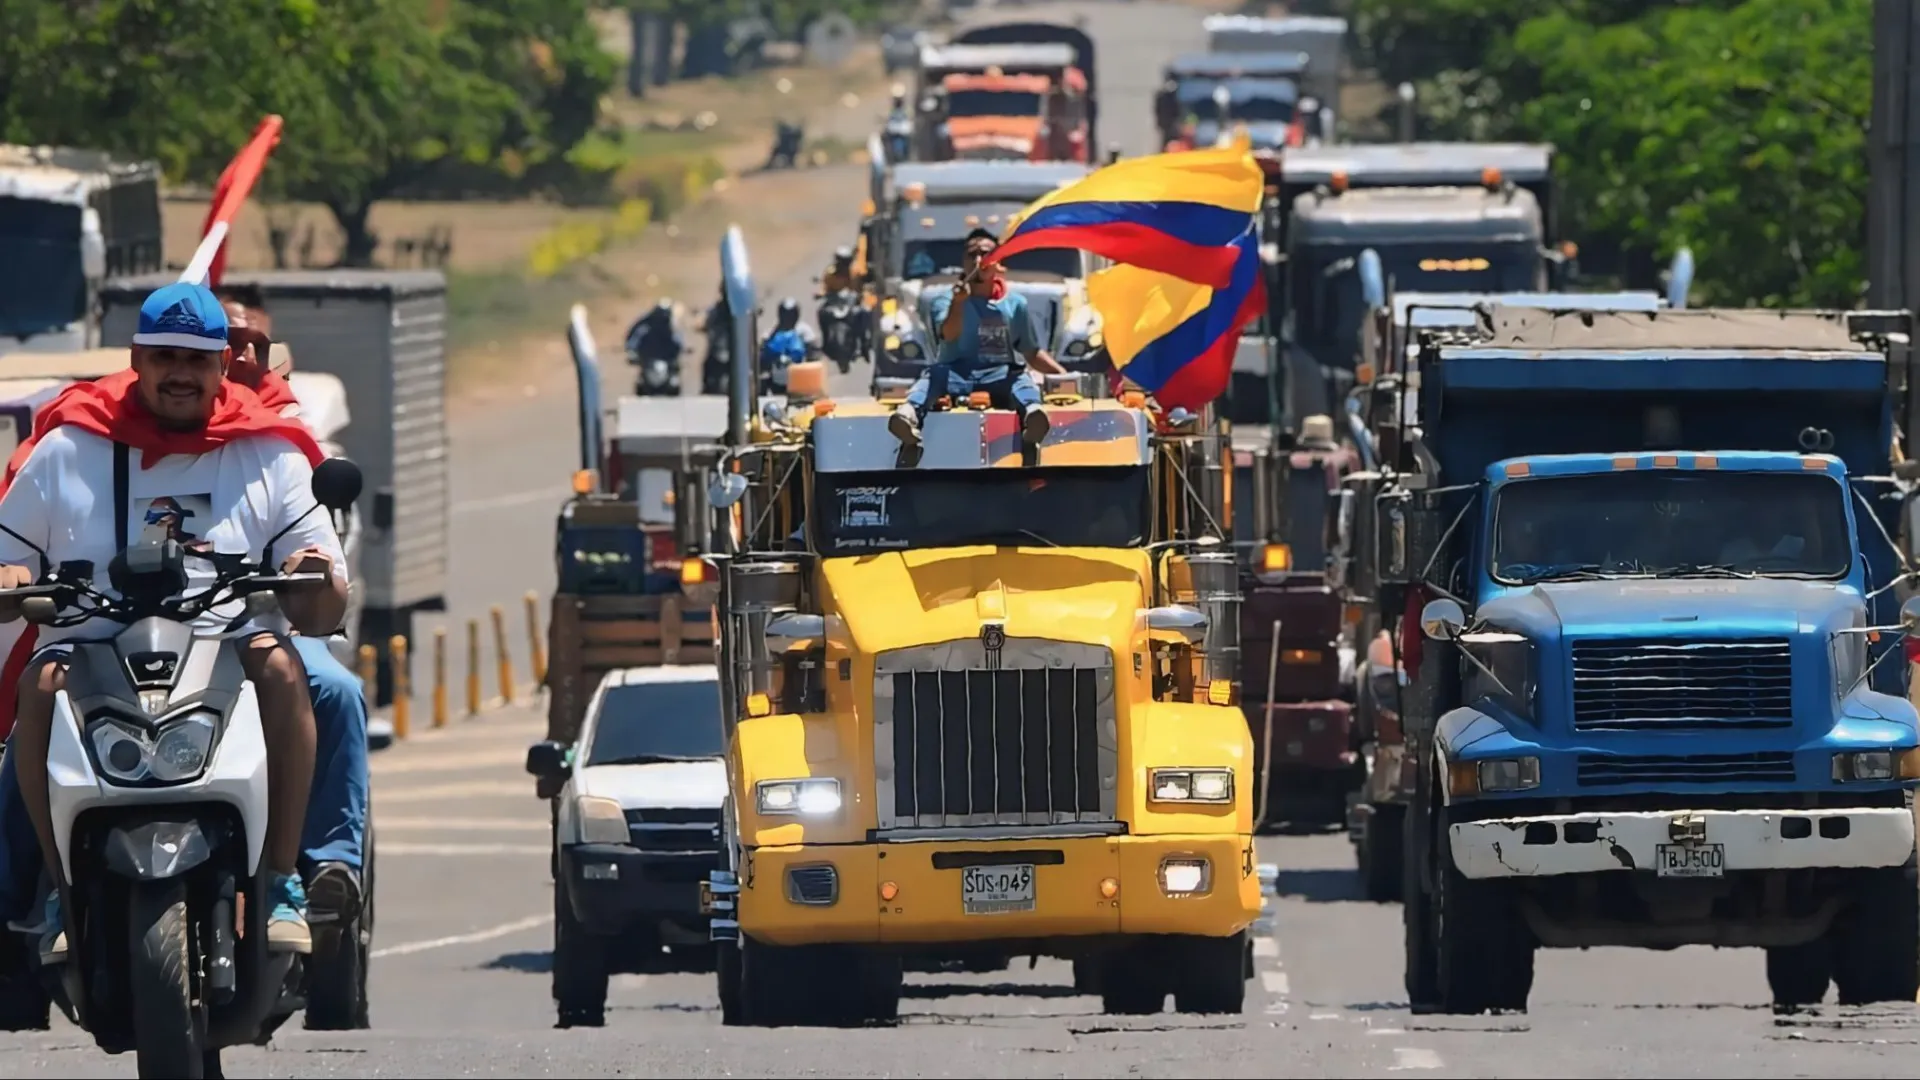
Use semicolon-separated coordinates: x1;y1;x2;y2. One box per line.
904;363;1042;421
0;636;369;923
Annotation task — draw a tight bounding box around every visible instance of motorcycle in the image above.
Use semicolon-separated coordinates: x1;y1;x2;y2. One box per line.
759;328;811;396
817;290;863;375
6;456;363;1078
766;121;805;170
627;327;682;397
702;304;732;396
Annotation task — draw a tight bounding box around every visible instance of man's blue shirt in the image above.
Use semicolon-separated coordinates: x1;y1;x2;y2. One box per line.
924;288;1037;381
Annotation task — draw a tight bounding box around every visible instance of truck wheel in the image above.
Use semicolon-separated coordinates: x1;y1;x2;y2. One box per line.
1403;804;1440;1011
853;948;904;1024
1171;931;1248;1014
1099;942;1168;1015
551;883;607;1028
717;943;748;1026
1359;804;1404;904
1765;941;1831;1009
1431;812;1534;1015
1831;862;1920;1005
1071;956;1101;994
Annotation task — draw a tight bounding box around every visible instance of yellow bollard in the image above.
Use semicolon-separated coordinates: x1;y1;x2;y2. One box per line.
525;590;547;687
491;604;517;704
389;635;411;741
432;627;449;728
357;644;376;713
465;620;482;716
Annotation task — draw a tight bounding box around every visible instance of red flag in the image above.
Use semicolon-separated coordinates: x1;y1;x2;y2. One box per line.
188;115;285;289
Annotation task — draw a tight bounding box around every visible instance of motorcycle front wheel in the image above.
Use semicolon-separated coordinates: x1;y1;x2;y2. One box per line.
129;878;206;1078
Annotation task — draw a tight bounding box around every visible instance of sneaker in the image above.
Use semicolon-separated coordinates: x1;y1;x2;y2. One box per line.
21;891;64;967
1021;406;1051;446
267;872;312;955
305;862;363;928
888;403;922;448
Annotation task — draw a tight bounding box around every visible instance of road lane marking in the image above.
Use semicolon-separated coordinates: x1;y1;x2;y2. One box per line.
370;913;552;958
377;816;547;832
1390;1048;1444;1071
1260;970;1289;996
1368;1027;1407;1036
379;842;550;856
1253;935;1279;958
612;974;649;992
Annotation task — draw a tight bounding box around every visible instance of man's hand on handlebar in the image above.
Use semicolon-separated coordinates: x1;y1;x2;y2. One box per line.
0;564;32;622
278;546;336;592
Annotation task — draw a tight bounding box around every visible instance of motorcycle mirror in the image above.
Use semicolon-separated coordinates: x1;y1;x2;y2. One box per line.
312;458;364;513
20;596;56;625
709;472;749;510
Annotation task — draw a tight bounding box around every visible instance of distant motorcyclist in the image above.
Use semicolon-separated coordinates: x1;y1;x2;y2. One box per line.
820;247;860;296
884;85;914;161
702;286;732;395
760;298;819;393
627;300;683;395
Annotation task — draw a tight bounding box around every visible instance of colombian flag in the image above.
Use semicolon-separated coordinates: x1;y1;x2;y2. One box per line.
988;140;1267;411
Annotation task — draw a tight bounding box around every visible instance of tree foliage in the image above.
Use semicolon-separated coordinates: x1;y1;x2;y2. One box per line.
0;0;616;265
1345;0;1869;305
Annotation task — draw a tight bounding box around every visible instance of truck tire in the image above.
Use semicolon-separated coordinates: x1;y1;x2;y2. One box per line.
1831;862;1920;1005
1359;803;1404;904
1172;931;1248;1014
853;948;904;1023
739;939;874;1027
717;943;748;1025
1099;941;1168;1015
1403;797;1440;1010
1765;941;1831;1009
552;882;608;1028
1430;810;1534;1015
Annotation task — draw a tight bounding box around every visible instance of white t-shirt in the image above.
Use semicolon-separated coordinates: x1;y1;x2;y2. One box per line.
0;427;348;645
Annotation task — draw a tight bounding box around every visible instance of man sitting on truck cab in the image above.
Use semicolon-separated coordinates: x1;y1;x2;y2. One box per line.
889;229;1064;456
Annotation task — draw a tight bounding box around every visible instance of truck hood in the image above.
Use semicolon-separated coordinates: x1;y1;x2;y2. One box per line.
1481;578;1865;640
576;759;727;809
822;547;1150;657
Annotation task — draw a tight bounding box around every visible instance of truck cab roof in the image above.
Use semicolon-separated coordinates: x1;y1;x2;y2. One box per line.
1291;186;1542;245
808;396;1152;472
601;664;721;686
891;160;1088;204
1281;142;1553;188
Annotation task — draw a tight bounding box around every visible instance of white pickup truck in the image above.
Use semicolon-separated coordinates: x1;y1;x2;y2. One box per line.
524;664;729;1029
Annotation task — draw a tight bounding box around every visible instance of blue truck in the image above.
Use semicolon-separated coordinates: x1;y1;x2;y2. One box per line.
1350;303;1920;1013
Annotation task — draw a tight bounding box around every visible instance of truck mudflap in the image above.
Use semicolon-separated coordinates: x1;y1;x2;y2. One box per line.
1448;807;1917;881
706;869;740;942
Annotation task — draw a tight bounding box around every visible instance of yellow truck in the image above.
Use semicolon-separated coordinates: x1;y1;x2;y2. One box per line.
701;381;1261;1025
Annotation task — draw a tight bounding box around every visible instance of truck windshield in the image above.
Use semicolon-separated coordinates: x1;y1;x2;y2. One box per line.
1299;242;1537;362
1491;471;1853;584
815;466;1150;554
0;198;84;339
1222;98;1297;123
585;680;725;766
947;90;1043;117
903;240;1080;280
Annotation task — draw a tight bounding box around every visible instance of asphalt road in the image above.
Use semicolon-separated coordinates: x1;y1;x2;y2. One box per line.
8;3;1920;1076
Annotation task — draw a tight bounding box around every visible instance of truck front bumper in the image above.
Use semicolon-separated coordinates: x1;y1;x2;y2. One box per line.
562;843;721;935
707;832;1261;948
1449;807;1916;881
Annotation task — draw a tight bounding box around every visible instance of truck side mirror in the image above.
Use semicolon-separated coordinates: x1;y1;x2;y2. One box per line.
525;740;569;778
765;612;826;649
710;472;748;509
1420;598;1466;642
1904;491;1920;564
1901;595;1920;634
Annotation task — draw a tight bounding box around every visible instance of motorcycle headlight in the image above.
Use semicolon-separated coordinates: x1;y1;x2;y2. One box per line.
896;340;923;360
1064;340;1088;357
89;712;218;785
643;364;669;386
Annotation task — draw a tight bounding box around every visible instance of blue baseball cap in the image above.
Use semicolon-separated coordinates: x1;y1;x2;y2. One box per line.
132;281;229;352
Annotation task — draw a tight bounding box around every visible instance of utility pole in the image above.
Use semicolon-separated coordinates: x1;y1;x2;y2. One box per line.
1869;0;1920;310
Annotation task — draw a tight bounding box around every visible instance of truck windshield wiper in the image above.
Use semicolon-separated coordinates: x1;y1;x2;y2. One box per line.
1509;562;1614;583
1653;563;1756;579
592;753;713;767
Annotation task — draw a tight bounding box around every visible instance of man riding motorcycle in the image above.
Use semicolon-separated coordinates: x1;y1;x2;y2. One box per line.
0;283;346;974
759;298;819;394
816;248;869;369
625;299;683;395
884;85;914;162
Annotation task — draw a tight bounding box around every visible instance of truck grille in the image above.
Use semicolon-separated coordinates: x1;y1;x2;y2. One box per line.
1570;638;1794;731
1577;752;1797;787
624;807;722;852
874;638;1118;831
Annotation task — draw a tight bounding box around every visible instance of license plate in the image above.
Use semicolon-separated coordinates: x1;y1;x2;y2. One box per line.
961;864;1036;915
1656;843;1724;879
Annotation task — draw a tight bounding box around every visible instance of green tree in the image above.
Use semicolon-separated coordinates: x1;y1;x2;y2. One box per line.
1511;0;1869;305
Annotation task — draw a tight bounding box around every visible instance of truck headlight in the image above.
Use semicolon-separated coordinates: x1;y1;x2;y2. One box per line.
1833;750;1897;782
756;777;841;816
1449;756;1540;796
1158;856;1212;896
89;712;217;785
575;795;631;844
1149;768;1234;803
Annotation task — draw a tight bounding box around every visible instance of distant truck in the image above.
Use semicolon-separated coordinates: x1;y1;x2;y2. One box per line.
1356;304;1920;1013
912;43;1086;163
101;270;449;703
0;145;163;356
1202;12;1347;133
950;20;1100;155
